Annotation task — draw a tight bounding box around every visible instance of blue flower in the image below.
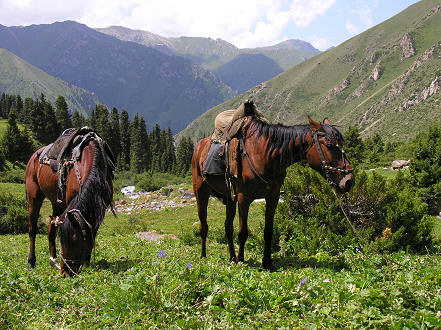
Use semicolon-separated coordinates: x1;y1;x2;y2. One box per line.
158;250;165;257
301;278;308;284
186;263;192;269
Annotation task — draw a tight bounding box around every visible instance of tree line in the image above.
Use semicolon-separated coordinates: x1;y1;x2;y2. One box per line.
0;92;194;175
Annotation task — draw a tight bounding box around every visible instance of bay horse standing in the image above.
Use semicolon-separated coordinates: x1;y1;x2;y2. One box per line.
25;129;115;277
192;116;354;270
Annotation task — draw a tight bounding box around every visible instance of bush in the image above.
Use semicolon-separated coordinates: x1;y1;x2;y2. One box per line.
409;126;441;215
0;166;25;183
136;172;186;192
0;192;45;234
268;163;433;256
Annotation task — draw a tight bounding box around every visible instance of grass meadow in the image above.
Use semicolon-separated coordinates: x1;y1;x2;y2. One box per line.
1;181;441;328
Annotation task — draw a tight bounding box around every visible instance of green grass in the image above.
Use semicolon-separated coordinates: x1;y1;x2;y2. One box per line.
1;189;441;328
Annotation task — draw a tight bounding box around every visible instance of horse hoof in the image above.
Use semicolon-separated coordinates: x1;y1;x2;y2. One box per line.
50;257;61;270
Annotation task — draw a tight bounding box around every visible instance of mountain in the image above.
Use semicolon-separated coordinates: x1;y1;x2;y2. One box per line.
96;26;320;93
179;0;441;142
0;21;235;132
0;48;98;116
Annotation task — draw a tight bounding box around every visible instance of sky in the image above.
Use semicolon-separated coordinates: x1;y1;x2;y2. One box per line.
0;0;420;50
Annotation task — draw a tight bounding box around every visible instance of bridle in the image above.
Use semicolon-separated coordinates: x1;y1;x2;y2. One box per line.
52;208;95;276
312;130;353;186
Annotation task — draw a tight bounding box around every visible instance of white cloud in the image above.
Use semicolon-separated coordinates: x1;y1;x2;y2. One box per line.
311;35;333;51
345;21;359;35
0;0;337;48
352;5;373;28
289;0;336;27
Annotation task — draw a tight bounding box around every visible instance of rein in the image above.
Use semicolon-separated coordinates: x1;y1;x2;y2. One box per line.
313;131;353;186
239;137;271;184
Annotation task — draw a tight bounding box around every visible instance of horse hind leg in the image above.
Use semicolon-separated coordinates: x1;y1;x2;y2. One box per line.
195;183;210;258
225;199;237;262
236;194;250;263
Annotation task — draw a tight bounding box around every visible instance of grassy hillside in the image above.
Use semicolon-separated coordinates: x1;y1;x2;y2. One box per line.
0;49;99;116
179;0;441;142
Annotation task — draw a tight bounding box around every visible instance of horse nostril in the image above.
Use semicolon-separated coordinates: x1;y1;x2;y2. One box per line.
345;178;354;190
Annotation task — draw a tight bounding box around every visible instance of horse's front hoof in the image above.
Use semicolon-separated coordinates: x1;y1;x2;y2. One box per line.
50;257;61;270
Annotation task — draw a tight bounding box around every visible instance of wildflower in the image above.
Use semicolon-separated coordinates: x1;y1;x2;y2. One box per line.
437;310;441;318
186;263;192;269
301;278;308;284
152;261;155;267
323;279;330;283
158;250;165;257
297;282;302;287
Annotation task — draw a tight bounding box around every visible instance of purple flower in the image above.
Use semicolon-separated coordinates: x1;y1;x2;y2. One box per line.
152;261;155;267
186;263;192;269
301;278;308;284
158;250;165;257
297;282;302;287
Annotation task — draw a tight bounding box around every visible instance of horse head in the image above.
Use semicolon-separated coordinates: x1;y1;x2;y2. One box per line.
58;209;95;277
306;117;354;193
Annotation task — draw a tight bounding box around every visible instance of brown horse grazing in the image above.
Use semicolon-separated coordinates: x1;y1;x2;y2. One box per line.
25;130;115;277
192;116;354;270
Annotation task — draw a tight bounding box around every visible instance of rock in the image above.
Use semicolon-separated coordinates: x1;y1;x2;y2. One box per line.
371;61;382;81
136;231;179;241
400;33;415;59
392;160;410;170
182;190;195;199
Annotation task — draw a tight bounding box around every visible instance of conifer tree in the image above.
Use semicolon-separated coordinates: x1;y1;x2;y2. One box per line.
71;111;87;128
55;96;72;133
139;116;151;171
108;107;121;160
42;99;60;143
130;114;143;173
119;110;131;170
150;124;162;172
176;137;194;175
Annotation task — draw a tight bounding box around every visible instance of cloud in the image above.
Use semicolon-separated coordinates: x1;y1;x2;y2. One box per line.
310;35;333;51
289;0;336;27
345;21;359;35
0;0;337;48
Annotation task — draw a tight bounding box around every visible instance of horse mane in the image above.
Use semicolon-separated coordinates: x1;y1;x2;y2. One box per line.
247;118;311;164
59;139;114;248
247;118;346;163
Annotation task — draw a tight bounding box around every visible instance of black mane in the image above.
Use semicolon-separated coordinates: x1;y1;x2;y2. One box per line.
59;140;113;249
247;118;311;164
247;118;345;164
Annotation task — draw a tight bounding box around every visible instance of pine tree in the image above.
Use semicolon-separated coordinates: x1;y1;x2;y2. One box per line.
130;114;143;173
55;96;72;133
139;116;150;171
119;110;131;170
108;107;121;161
176;137;194;175
0;109;34;162
72;111;87;128
42;99;60;143
150;124;162;172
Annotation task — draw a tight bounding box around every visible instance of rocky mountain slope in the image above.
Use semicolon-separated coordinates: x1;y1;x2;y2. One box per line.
0;48;98;116
179;0;441;142
0;21;235;131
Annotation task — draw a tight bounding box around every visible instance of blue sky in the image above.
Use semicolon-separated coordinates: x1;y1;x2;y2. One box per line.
0;0;420;50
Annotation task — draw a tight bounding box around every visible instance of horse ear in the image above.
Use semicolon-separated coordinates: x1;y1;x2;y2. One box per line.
323;117;331;125
308;116;323;132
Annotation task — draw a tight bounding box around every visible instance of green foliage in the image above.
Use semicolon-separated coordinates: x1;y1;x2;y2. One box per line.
135;172;184;192
0;192;44;234
0;166;25;183
272;164;432;256
410;126;441;214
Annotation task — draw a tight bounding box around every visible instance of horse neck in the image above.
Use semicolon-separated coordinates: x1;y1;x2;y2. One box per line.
249;120;312;168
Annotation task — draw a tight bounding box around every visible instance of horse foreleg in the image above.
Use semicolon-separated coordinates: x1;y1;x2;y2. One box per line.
225;199;237;262
48;219;60;270
262;194;279;271
27;193;44;269
237;195;250;263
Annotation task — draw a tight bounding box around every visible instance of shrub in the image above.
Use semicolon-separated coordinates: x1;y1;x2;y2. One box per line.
136;172;186;192
409;126;441;215
268;164;433;256
0;166;25;183
0;192;45;234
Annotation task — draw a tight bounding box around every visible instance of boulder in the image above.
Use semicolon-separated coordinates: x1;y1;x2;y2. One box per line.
391;160;410;170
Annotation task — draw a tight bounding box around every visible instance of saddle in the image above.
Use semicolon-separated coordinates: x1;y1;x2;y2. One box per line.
38;127;115;203
203;100;268;199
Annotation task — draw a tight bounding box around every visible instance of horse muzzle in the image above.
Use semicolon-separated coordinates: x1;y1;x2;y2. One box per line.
338;173;355;193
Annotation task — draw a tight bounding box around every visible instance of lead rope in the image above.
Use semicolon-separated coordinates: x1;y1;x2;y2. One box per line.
331;187;404;269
